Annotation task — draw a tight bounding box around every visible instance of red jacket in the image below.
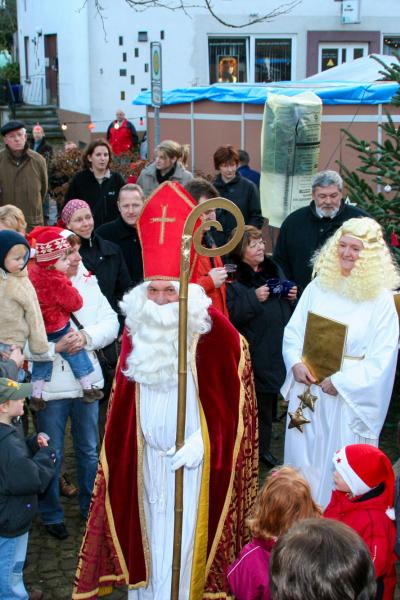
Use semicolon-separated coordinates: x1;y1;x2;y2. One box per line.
324;489;397;600
28;262;83;333
226;537;275;600
194;254;228;317
107;119;138;156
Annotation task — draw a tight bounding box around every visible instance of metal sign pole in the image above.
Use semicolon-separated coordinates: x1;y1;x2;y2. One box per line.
150;42;163;153
154;106;160;148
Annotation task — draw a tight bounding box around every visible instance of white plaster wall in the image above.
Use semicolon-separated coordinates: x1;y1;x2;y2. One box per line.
84;0;197;132
16;0;91;112
16;0;400;124
190;0;400;81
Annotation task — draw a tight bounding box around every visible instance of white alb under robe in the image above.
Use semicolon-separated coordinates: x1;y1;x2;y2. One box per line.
128;371;202;600
281;279;399;508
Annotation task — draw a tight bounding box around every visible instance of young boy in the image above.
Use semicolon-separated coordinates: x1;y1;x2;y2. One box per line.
28;228;103;405
0;377;56;599
324;444;397;600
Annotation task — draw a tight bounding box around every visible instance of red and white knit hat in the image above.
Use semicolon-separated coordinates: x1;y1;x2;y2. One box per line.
333;444;395;519
35;228;70;265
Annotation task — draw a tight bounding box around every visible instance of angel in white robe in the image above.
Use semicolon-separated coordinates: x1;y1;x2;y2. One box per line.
281;217;400;507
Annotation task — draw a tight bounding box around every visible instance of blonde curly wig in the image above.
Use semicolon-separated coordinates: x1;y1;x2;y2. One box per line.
312;217;400;302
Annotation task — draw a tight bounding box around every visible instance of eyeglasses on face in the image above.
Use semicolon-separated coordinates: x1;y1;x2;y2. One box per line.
248;239;265;249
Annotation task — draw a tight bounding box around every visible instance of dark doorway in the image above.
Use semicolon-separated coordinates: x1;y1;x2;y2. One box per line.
44;34;59;105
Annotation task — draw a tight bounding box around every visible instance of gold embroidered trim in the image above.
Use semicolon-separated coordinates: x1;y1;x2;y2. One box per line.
189;335;211;600
205;334;246;577
136;382;151;584
102;443;129;581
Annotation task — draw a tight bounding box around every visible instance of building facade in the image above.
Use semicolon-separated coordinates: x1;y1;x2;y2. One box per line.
16;0;400;145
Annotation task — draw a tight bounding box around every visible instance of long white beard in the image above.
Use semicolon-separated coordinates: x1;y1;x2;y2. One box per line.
120;282;212;389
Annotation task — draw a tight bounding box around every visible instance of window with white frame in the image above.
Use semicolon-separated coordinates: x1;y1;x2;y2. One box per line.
208;37;248;84
383;36;400;56
318;42;368;71
208;36;293;84
255;39;292;82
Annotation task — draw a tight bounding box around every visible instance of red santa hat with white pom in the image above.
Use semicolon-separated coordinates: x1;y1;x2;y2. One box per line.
333;444;395;519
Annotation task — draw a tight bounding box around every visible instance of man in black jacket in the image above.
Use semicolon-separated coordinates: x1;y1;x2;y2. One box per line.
273;170;366;293
96;184;144;286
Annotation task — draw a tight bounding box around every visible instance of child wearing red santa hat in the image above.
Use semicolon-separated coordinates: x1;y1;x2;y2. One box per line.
29;228;103;408
324;444;397;600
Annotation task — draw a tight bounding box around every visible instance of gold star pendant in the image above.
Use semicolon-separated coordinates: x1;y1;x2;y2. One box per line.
288;408;311;433
297;385;318;412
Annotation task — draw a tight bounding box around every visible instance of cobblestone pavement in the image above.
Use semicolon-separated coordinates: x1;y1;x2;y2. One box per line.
25;381;400;600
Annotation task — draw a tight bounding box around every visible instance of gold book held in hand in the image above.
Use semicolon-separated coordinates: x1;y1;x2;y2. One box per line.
301;312;348;383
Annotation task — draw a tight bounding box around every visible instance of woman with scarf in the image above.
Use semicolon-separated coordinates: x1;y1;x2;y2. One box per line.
227;225;297;468
137;139;193;197
61;199;131;323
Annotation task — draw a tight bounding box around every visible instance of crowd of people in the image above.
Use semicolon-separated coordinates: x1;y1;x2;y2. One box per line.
0;117;399;600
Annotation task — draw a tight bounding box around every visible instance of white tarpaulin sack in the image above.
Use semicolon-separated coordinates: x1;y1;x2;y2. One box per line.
260;91;322;227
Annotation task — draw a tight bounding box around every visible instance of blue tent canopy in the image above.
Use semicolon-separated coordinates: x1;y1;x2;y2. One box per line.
133;81;398;107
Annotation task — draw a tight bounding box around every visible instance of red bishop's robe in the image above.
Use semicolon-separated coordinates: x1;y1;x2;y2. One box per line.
73;307;258;599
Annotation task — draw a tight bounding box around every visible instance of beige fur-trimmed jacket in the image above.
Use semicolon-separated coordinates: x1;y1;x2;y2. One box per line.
0;267;48;354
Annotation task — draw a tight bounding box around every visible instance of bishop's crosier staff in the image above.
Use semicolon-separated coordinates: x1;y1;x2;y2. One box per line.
171;198;245;600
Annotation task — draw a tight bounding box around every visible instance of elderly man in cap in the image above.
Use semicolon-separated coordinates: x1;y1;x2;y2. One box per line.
73;182;258;600
0;120;48;230
273;170;365;294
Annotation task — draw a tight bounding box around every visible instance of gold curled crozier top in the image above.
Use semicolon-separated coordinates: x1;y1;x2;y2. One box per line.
183;197;245;258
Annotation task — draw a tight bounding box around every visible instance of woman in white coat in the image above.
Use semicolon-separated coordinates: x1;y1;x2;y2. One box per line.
30;231;119;539
282;217;399;508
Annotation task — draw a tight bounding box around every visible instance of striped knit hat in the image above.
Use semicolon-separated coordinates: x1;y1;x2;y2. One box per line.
35;228;70;265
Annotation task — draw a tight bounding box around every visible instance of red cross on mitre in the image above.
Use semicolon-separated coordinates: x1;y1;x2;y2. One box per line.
137;181;201;281
336;458;342;463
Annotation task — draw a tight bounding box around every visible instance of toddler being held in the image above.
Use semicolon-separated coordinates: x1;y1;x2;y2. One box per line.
28;228;103;406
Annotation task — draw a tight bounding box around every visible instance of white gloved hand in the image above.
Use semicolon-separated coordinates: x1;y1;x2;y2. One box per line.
169;429;204;471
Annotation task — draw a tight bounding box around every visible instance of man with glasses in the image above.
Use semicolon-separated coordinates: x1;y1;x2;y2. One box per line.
0;121;48;230
273;170;365;294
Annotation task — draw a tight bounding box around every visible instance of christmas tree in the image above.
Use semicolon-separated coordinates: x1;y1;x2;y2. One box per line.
339;57;400;264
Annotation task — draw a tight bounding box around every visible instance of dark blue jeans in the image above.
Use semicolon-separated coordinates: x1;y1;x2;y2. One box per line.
31;322;94;382
36;397;99;523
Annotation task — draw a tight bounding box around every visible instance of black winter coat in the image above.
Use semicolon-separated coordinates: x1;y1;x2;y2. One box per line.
64;170;125;228
78;234;132;317
273;200;366;293
0;425;55;537
226;259;292;394
30;139;53;163
213;173;264;244
96;216;143;286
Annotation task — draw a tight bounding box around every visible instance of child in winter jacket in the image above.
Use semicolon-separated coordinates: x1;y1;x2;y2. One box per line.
0;377;56;598
0;230;49;360
29;228;103;406
324;444;397;600
226;466;321;600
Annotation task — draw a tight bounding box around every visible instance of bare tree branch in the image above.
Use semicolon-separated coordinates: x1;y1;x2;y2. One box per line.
91;0;302;29
203;0;302;28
